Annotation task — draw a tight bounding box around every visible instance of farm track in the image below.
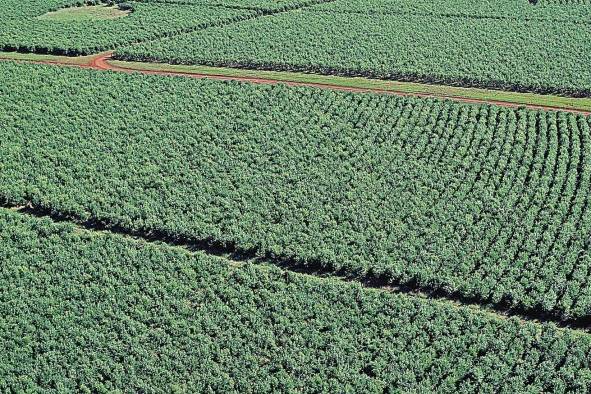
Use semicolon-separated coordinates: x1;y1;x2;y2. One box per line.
7;51;591;116
3;201;591;334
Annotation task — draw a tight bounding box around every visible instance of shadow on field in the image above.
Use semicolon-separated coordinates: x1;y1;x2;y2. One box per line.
4;199;591;333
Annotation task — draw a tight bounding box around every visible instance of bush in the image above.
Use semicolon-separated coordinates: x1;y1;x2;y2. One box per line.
117;2;134;11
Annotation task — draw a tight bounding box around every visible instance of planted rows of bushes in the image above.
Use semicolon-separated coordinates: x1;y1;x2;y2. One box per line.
3;63;591;320
0;0;78;19
2;207;591;392
0;0;256;55
116;3;591;97
310;0;591;23
135;0;335;12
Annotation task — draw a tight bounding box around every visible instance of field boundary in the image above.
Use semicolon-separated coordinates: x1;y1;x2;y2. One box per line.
3;199;590;334
2;50;590;115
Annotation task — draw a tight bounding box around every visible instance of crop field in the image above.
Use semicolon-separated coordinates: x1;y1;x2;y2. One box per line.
3;207;591;392
534;0;591;4
2;61;591;321
116;0;591;97
136;0;329;10
0;0;343;55
2;0;591;391
310;0;591;16
0;1;257;55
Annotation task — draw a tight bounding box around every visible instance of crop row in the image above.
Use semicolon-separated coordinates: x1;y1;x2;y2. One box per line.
0;0;256;55
2;62;591;320
134;0;336;12
309;0;591;24
2;207;591;392
116;3;591;97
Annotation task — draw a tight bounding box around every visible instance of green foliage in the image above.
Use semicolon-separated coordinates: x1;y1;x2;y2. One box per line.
0;0;256;55
2;62;591;320
535;0;591;5
313;0;591;17
136;0;332;11
1;207;591;392
0;0;336;56
116;0;591;97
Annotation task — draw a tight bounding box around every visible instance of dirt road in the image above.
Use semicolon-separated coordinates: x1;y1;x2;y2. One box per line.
16;51;591;115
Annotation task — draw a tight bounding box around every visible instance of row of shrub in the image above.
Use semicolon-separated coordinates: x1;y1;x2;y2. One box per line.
2;61;591;320
2;207;591;392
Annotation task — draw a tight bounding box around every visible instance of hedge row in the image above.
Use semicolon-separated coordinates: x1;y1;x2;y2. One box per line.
310;0;591;24
135;0;336;13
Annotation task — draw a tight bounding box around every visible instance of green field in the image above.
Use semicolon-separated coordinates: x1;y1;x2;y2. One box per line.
2;62;591;320
0;0;338;55
108;59;591;112
311;0;591;19
2;0;591;390
116;0;591;97
2;207;591;392
1;50;590;113
535;0;591;4
37;4;130;21
0;0;256;55
128;0;330;10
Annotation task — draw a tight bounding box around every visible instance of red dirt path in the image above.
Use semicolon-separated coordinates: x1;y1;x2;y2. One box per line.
15;52;591;115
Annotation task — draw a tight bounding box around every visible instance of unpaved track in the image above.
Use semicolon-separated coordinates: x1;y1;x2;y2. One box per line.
12;51;591;115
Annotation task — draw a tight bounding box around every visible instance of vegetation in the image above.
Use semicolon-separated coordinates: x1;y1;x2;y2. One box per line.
107;58;591;112
0;50;102;64
0;0;338;56
2;62;591;321
116;1;591;97
136;0;334;11
534;0;591;5
312;0;591;20
3;0;591;389
0;0;255;55
2;207;591;392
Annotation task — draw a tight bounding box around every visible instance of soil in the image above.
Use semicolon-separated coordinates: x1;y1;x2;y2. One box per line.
19;51;591;116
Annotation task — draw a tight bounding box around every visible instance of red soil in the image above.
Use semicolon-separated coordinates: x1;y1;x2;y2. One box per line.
13;51;591;115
